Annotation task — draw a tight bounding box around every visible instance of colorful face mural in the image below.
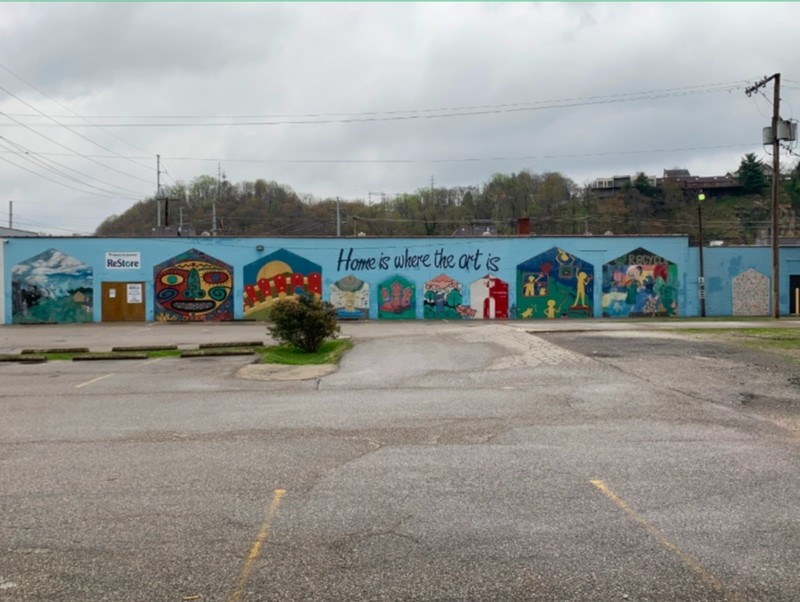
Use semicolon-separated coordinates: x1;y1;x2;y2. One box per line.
243;249;322;320
330;275;370;320
154;249;233;321
377;275;416;320
469;275;509;319
11;248;93;324
423;274;475;319
516;248;593;319
602;247;678;317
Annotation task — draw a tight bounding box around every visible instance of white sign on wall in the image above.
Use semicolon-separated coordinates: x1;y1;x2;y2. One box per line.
127;284;143;304
106;251;141;270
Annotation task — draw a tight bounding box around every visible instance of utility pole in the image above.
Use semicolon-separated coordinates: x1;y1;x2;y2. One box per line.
156;154;162;232
8;200;12;229
336;196;341;237
213;163;221;236
697;190;706;317
746;74;781;319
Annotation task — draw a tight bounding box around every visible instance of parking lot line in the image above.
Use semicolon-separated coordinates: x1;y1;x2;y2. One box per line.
227;488;286;602
75;373;115;388
590;479;740;602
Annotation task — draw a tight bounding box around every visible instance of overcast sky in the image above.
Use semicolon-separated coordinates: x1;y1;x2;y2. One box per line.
1;2;799;235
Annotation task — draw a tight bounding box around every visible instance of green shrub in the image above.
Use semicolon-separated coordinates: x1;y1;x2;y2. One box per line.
267;295;340;353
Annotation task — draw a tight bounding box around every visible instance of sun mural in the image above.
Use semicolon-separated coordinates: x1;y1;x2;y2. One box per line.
243;249;322;320
154;249;233;321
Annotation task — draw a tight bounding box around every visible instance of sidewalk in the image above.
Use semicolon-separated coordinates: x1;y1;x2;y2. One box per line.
1;317;798;354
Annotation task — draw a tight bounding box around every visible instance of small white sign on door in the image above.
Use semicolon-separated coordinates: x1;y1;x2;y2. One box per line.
127;283;143;304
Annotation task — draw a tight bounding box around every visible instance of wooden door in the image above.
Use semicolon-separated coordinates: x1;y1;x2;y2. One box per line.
101;282;146;322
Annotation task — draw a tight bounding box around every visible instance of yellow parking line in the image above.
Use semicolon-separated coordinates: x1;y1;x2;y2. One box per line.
228;489;286;602
75;373;115;388
590;479;740;602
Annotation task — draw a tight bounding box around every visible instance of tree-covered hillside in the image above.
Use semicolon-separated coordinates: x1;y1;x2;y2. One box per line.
95;157;800;244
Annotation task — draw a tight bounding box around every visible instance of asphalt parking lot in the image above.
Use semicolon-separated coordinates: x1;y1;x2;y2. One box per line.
1;320;799;601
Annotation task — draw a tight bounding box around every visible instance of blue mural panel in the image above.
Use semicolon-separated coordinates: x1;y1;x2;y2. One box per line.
516;247;594;319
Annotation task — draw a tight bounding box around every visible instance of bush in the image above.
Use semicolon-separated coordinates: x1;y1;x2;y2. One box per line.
267;295;340;353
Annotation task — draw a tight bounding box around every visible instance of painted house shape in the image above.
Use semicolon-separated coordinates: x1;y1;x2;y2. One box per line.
330;274;370;320
423;274;476;319
469;274;509;319
516;247;593;319
602;247;678;317
154;248;233;321
243;249;322;320
732;268;770;316
377;274;416;320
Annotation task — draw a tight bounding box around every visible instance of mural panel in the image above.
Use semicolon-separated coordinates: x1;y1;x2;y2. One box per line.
243;249;322;320
602;247;678;317
732;268;770;316
11;248;93;324
469;274;509;319
154;248;233;321
423;274;475;319
330;274;369;320
516;248;594;319
377;275;416;320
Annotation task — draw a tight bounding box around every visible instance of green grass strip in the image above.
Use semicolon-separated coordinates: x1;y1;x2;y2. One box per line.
256;339;353;366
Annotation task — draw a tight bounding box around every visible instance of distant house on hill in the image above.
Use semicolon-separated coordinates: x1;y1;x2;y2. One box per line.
588;168;743;199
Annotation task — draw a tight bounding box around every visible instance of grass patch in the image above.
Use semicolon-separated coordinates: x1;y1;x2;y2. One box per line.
256;338;353;365
675;327;800;364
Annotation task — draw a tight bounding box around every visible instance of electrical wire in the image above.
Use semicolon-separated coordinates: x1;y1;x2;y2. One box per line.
0;82;750;128
0;135;148;198
0;62;155;169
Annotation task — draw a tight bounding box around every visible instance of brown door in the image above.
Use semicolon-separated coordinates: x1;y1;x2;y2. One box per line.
102;282;146;322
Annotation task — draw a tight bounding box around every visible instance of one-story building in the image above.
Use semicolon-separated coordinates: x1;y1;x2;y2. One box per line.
2;234;799;323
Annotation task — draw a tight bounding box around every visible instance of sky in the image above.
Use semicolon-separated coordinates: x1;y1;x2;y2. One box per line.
1;2;799;236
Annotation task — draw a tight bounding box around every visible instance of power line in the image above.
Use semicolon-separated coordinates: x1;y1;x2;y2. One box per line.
0;61;155;168
0;152;139;200
0;82;750;128
0;135;147;198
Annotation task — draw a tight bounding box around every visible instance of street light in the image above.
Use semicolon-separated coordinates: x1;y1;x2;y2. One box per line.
697;190;706;317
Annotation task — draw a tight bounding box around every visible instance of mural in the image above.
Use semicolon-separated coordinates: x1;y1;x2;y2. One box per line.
377;274;416;319
423;274;476;319
469;274;509;319
330;274;369;320
602;247;678;317
732;268;770;316
516;248;594;319
154;248;233;321
243;249;322;320
11;248;93;324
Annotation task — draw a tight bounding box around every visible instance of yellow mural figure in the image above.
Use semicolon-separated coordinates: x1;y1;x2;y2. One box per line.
524;275;536;297
572;271;591;307
521;307;534;319
544;299;558;319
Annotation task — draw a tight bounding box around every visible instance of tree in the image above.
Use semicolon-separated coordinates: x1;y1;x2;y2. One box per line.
267;295;340;353
736;153;768;195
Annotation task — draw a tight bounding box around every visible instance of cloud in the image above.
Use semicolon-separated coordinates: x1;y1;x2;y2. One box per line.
0;2;798;234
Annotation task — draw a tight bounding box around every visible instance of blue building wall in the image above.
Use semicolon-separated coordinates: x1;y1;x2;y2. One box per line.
2;234;799;323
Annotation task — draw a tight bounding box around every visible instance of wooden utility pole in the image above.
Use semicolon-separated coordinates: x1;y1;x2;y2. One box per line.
746;74;781;319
